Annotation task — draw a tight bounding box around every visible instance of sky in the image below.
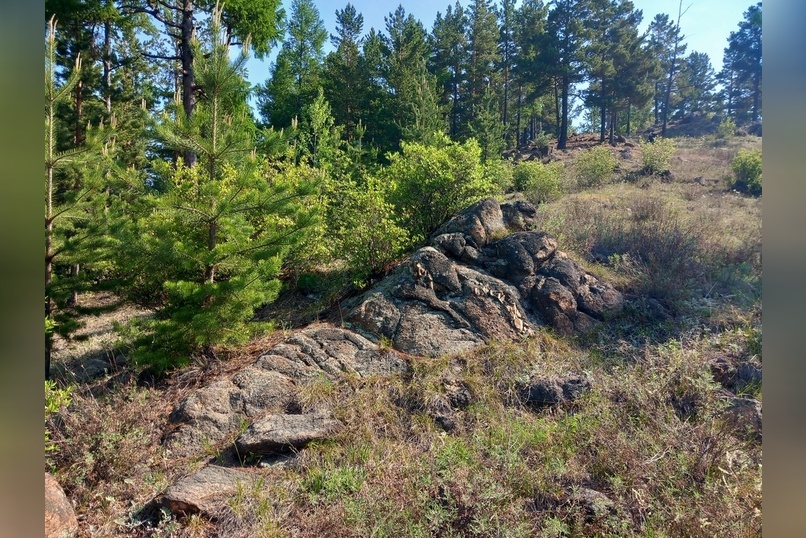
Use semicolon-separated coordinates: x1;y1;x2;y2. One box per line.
244;0;756;111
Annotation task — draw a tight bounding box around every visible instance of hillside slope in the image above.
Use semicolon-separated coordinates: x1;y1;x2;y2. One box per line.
46;132;761;538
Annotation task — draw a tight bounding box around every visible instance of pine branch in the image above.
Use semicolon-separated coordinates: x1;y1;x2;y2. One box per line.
142;52;181;61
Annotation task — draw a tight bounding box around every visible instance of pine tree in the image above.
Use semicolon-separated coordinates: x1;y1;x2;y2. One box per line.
323;3;365;142
429;2;468;139
124;0;284;149
496;0;519;145
360;28;396;153
382;5;431;148
720;3;762;123
45;18;112;378
469;87;506;161
513;0;551;146
545;0;591;149
127;10;317;371
258;0;327;128
583;0;645;143
465;0;500;129
676;51;717;118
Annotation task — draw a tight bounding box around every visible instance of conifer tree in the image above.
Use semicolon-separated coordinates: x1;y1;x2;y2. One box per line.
323;3;365;142
127;10;316;371
676;51;717;118
45;18;113;378
545;0;591;149
513;0;551;146
465;0;500;128
382;5;431;149
720;3;762;123
258;0;327;128
429;2;468;139
497;0;519;145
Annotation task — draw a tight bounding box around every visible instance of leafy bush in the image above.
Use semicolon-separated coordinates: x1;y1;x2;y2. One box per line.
386;133;500;241
640;137;676;175
730;149;762;196
45;380;72;454
574;146;617;187
333;176;410;284
483;157;515;193
513;160;565;203
717;117;737;139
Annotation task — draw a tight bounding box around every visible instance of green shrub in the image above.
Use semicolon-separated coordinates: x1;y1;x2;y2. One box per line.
574;146;617;188
333;177;411;284
513;160;564;203
45;380;72;454
717;117;737;139
730;149;762;196
640;137;676;175
386;133;501;241
483;157;515;193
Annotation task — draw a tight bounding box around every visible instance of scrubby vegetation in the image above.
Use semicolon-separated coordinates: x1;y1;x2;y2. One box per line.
730;149;762;196
45;0;763;535
48;129;762;537
573;146;618;188
513;161;565;204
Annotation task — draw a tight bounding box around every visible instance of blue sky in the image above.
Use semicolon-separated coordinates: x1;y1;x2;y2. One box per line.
244;0;755;109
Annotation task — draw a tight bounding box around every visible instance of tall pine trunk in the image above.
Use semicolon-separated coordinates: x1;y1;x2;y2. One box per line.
558;75;569;150
181;0;197;167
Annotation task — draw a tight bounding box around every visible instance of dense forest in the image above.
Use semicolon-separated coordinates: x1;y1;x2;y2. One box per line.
45;0;762;378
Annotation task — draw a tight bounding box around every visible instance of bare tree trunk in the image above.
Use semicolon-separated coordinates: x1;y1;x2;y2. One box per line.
600;102;606;142
626;100;632;135
516;84;522;148
103;8;112;115
181;0;197;167
558;75;569;150
553;78;561;141
662;0;686;137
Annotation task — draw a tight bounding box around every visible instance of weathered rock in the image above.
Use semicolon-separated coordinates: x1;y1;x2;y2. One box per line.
165;327;406;457
433;197;506;249
45;473;78;538
708;353;762;394
391;302;486;357
539;255;624;319
482;231;558;281
519;373;592;409
165;373;297;456
500;200;538;232
568;487;617;521
725;397;762;442
347;292;401;340
235;413;343;455
345;198;623;356
532;276;596;334
443;377;473;409
73;357;113;382
161;465;257;517
427;395;457;432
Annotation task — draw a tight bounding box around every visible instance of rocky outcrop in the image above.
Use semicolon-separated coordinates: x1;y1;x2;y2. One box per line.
45;473;78;538
724;396;762;443
164;327;406;457
235;413;343;455
344;198;623;357
708;353;762;394
519;373;592;409
161;465;257;517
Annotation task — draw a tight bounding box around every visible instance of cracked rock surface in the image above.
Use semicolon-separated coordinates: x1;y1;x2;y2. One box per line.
344;198;624;357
